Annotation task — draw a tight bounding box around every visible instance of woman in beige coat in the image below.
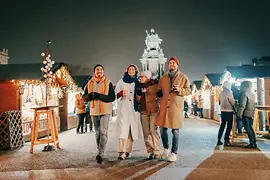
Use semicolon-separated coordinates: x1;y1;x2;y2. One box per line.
156;57;191;162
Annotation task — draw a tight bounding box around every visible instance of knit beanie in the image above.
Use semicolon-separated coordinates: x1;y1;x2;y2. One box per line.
93;64;104;72
141;71;152;80
168;57;179;65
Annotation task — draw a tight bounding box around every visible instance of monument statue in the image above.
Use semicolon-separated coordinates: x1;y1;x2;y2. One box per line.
145;29;163;51
140;29;167;79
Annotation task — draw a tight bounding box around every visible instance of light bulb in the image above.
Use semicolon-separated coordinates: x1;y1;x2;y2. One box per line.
41;53;45;56
43;61;47;64
43;75;47;78
48;54;51;58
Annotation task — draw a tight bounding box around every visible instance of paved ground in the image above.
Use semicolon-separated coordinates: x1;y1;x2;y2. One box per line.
0;116;270;180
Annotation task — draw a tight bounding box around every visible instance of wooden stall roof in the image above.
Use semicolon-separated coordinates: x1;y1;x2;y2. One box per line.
0;63;66;81
226;65;270;79
73;75;92;90
193;80;202;90
204;73;223;86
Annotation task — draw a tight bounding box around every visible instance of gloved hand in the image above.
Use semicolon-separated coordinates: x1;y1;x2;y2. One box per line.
83;92;94;101
156;90;163;98
136;89;142;96
93;92;101;100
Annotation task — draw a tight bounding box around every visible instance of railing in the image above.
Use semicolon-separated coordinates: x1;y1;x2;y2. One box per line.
0;111;24;150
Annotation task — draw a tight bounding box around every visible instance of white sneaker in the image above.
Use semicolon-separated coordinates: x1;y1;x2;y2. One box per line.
167;153;177;162
125;152;131;159
161;149;169;160
118;153;125;160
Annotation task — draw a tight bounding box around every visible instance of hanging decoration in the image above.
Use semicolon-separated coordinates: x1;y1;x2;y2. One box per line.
41;52;55;85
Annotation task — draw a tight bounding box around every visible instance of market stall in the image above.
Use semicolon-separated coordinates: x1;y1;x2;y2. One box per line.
224;65;270;131
0;63;77;141
191;80;202;115
201;73;223;120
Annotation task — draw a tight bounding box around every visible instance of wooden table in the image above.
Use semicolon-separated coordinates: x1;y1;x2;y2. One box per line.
231;105;270;144
30;106;60;153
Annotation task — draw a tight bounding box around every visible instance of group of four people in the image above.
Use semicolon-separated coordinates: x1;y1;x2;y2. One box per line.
81;57;191;163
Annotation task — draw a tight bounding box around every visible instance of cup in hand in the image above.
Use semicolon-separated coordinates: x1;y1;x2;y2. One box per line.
172;85;177;91
123;89;128;97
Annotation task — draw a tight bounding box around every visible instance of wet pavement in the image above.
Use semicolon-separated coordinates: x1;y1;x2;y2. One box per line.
0;117;270;180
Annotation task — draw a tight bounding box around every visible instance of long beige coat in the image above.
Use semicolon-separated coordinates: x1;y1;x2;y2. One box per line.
155;71;191;129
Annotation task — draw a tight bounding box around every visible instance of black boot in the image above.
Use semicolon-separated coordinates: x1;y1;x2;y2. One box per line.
148;154;155;160
96;155;103;163
217;140;223;145
224;140;232;146
245;143;257;149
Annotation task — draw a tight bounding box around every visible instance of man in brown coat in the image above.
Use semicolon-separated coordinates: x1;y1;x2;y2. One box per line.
156;57;191;162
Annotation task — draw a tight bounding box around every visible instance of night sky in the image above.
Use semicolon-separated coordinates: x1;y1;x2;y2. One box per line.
1;0;270;84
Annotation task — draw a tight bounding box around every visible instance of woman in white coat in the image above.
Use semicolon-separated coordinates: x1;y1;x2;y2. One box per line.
115;64;142;160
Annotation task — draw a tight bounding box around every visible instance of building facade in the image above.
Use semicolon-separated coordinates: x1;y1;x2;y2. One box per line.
0;48;9;64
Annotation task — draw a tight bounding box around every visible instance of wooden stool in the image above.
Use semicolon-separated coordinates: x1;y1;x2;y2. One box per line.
231;114;236;144
254;105;270;132
30;106;60;153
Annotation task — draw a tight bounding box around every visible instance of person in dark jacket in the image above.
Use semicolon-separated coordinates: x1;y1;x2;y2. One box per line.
184;100;189;118
84;102;93;132
192;98;198;117
232;84;243;134
237;81;257;148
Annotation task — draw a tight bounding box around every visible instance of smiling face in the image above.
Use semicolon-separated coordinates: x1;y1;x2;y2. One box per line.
94;66;104;78
128;66;136;77
168;60;179;72
140;75;148;83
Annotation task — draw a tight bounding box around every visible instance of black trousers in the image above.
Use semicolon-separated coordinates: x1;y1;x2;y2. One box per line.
85;113;93;131
76;113;85;133
242;116;256;144
199;108;203;118
217;112;233;142
236;117;243;133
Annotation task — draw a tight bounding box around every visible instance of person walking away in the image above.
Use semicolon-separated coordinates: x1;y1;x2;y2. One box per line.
214;101;221;123
184;100;189;118
237;81;257;148
84;102;93;132
137;71;161;160
198;95;204;118
192;98;198;117
75;93;86;134
83;64;115;163
232;85;244;135
217;81;235;146
115;64;142;160
156;57;191;162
